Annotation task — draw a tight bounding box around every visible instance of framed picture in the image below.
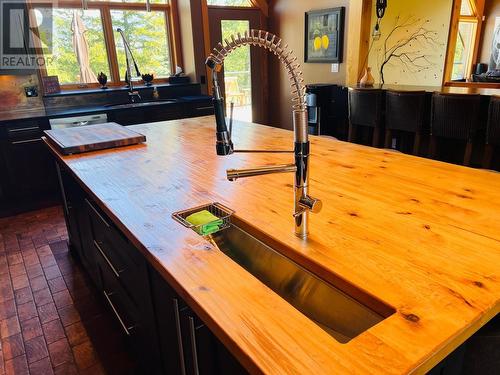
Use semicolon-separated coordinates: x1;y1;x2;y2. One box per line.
42;76;61;95
304;7;345;63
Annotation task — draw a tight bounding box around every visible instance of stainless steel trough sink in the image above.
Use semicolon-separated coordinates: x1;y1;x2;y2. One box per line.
209;224;392;343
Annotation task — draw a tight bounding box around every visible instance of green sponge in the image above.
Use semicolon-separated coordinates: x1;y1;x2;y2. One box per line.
185;210;223;236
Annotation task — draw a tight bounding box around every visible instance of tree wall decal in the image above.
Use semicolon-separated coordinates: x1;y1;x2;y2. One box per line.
377;16;443;84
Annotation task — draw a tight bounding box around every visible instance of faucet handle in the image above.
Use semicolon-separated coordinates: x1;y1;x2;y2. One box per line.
293;195;322;218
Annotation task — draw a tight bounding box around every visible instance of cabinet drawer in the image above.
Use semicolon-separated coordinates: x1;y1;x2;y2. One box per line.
98;254;138;337
85;198;145;307
6;120;42;140
187;102;214;118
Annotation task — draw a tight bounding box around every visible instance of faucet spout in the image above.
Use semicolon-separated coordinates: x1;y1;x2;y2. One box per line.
117;28;141;103
227;164;296;181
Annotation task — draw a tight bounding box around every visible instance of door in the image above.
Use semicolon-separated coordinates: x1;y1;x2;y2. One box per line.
208;7;268;124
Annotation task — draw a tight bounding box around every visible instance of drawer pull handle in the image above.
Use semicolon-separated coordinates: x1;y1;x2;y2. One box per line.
188;316;200;375
11;138;41;145
173;298;187;375
94;240;123;278
195;106;213;111
85;198;110;228
8;126;40;133
103;291;134;336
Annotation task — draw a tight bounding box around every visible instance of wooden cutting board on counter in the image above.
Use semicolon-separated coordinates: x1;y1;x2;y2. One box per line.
44;122;146;155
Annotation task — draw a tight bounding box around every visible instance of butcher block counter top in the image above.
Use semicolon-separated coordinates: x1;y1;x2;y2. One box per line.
44;116;500;374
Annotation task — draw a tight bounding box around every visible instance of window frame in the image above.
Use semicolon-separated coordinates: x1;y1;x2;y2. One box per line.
28;0;182;90
452;18;478;80
443;0;486;85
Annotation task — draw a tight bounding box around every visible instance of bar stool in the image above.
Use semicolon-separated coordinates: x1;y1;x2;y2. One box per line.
348;88;383;147
482;96;500;169
429;92;481;166
385;90;426;155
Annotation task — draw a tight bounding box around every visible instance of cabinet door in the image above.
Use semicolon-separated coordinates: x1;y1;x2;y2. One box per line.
1;137;58;199
180;306;218;375
150;269;187;375
108;108;147;126
151;268;248;375
148;105;183;122
57;166;99;285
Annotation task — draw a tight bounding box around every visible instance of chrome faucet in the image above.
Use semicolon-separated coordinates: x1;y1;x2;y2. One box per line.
117;28;141;103
206;29;322;239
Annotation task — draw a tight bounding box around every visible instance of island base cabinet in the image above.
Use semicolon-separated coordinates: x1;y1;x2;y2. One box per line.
58;166;248;375
151;269;248;375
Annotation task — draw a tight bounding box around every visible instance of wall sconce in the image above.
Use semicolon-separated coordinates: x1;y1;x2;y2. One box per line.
373;0;387;40
376;0;387;19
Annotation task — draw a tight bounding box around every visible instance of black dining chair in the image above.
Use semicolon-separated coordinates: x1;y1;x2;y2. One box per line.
385;90;427;155
348;88;383;147
483;96;500;169
429;92;481;166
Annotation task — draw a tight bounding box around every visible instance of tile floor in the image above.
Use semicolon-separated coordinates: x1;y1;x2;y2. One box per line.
0;206;135;375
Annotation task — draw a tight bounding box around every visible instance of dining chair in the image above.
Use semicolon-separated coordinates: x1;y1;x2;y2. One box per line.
348;88;383;147
385;90;427;155
429;92;481;166
482;96;500;169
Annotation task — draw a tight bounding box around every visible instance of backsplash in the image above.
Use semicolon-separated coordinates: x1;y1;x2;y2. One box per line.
0;74;44;113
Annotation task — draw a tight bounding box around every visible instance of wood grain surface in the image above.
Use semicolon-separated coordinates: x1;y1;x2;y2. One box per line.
44;122;146;155
44;117;500;374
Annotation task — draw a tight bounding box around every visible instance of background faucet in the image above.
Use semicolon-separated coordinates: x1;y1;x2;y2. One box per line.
117;28;141;103
206;29;322;239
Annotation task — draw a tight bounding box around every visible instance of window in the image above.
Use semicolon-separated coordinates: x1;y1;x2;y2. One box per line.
112;10;171;79
34;0;175;87
452;21;476;80
43;9;109;84
206;0;253;6
450;0;478;81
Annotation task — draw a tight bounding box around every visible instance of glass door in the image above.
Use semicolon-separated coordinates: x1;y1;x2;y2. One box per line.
208;7;267;124
220;20;252;122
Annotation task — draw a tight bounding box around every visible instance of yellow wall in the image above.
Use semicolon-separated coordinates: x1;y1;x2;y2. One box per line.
268;0;349;129
367;0;453;85
479;0;500;67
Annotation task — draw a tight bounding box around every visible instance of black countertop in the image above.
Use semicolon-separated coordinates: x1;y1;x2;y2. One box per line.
1;95;212;123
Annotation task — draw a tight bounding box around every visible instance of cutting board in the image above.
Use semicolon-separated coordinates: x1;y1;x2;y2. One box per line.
44;122;146;155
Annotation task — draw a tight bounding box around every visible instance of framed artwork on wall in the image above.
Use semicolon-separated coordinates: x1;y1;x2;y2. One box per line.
304;7;345;63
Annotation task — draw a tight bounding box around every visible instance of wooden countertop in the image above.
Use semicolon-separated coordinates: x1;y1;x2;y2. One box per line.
349;84;500;96
45;117;500;374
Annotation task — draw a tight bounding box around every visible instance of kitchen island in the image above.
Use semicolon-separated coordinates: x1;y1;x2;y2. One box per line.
44;116;500;374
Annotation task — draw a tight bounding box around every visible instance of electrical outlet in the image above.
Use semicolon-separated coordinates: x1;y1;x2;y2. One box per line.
24;86;38;97
331;63;339;73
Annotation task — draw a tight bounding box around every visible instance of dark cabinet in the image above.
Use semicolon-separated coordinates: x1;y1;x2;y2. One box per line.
57;166;98;283
84;196;161;374
0;118;59;214
108;108;148;126
151;268;248;375
57;168;246;375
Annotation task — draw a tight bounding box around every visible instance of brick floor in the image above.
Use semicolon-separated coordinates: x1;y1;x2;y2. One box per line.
0;206;136;375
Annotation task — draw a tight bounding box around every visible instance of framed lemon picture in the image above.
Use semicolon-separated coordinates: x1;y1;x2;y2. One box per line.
305;7;345;63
